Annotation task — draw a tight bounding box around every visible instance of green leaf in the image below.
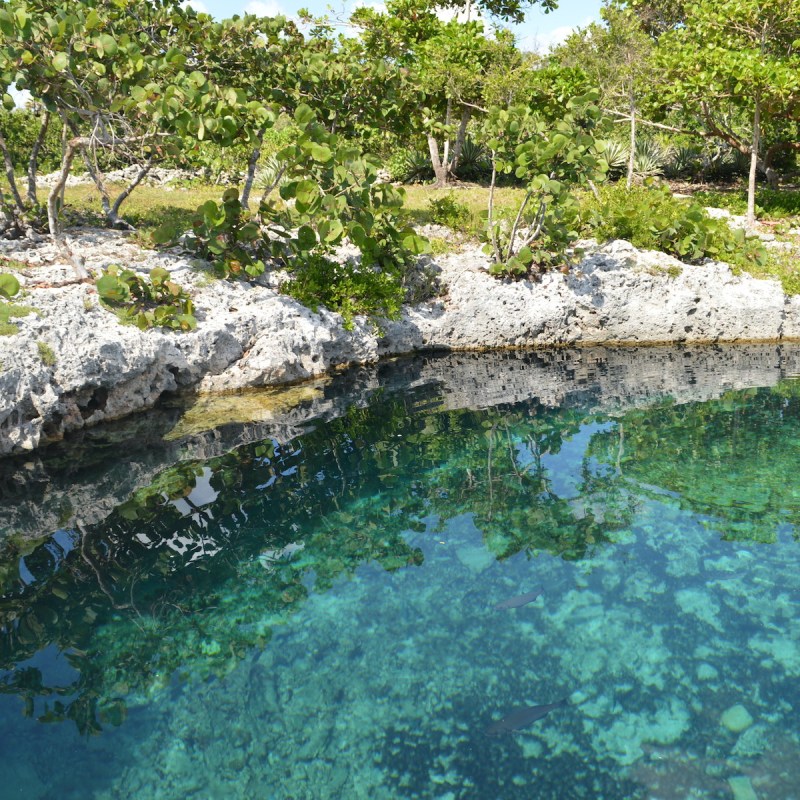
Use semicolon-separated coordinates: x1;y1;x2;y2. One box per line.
294;179;319;209
296;225;317;251
0;273;20;299
310;144;332;163
151;222;178;245
401;233;431;255
294;103;315;126
51;52;68;72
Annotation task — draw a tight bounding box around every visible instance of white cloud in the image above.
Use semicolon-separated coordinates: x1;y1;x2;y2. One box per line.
244;0;284;16
182;0;209;14
521;16;594;54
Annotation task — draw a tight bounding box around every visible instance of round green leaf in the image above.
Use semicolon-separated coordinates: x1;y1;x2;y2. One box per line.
0;273;20;299
51;52;68;72
296;225;317;251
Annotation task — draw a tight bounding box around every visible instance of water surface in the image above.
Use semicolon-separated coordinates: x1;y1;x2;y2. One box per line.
2;346;800;799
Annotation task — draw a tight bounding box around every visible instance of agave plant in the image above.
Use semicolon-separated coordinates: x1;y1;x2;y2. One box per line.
454;138;491;182
633;138;673;178
399;149;434;184
596;139;630;181
664;146;702;179
254;154;289;195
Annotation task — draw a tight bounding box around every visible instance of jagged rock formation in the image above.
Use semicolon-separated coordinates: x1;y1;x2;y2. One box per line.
2;230;799;457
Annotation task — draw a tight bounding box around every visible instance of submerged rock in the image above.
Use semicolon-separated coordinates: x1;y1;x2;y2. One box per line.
721;704;754;733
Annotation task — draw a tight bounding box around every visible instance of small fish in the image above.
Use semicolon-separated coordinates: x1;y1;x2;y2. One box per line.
485;698;567;737
493;588;543;611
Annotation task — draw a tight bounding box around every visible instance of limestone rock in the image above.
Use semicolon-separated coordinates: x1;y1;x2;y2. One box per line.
2;229;800;457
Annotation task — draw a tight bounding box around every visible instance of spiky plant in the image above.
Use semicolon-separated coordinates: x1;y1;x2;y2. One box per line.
596;139;630;181
633;138;673;178
664;146;702;179
454;138;491;182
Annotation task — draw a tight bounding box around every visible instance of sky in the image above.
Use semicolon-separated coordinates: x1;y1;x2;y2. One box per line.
191;0;603;52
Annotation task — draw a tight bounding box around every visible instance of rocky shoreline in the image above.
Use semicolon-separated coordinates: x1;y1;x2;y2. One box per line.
2;228;799;456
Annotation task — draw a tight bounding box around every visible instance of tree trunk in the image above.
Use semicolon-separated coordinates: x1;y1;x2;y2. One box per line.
241;126;266;210
48;137;91;279
626;89;636;190
442;98;451;177
109;161;153;226
0;128;25;212
449;107;471;178
747;97;760;227
427;134;448;188
27;111;50;206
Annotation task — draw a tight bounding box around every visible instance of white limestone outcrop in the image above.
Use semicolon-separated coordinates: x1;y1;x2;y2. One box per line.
1;229;798;456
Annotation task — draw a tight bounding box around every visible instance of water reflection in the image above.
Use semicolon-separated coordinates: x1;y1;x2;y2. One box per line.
1;347;800;798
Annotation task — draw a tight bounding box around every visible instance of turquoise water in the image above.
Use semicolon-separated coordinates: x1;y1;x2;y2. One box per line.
2;353;800;798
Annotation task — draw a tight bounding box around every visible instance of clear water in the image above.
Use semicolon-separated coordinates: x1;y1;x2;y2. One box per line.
2;351;800;799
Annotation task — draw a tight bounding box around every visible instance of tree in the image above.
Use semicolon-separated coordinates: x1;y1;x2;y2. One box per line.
658;0;800;225
0;0;280;273
481;93;608;276
555;4;655;188
353;0;520;187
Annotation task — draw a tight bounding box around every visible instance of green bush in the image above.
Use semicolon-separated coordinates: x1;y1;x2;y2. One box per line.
426;193;470;230
481;94;607;278
694;188;800;220
96;266;197;331
178;189;265;280
282;253;404;331
583;183;767;269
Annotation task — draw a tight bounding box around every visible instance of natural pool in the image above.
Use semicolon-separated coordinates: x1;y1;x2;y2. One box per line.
2;345;800;799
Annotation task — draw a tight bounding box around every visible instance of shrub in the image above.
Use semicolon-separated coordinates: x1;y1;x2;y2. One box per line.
177;189;265;280
583;183;767;269
96;266;197;331
481;94;607;278
282;253;404;330
427;193;470;230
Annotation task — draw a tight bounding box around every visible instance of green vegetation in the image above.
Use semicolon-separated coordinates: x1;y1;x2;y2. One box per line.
0;0;799;320
692;189;800;220
0;271;34;334
0;301;33;335
96;266;196;331
36;340;55;366
583;183;768;270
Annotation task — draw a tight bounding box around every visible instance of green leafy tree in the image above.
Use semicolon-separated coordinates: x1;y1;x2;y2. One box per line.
352;0;522;187
481;93;607;276
0;1;280;273
658;0;800;224
555;4;655;188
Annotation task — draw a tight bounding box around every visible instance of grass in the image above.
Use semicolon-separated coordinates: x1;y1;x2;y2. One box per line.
37;340;56;366
692;187;800;220
400;184;527;237
62;182;223;235
0;302;35;335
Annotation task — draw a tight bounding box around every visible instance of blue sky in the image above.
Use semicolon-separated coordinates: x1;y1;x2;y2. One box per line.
191;0;603;52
